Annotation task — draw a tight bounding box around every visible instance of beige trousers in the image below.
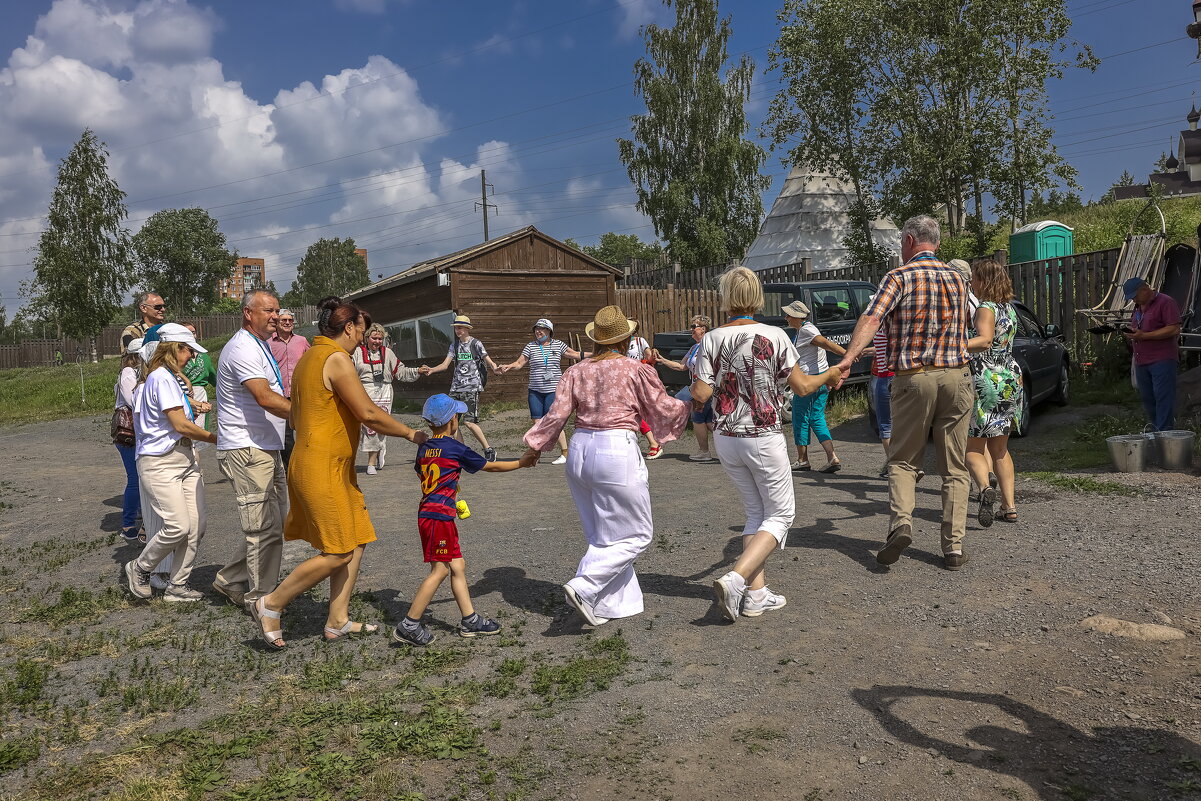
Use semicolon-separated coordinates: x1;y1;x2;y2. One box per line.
886;366;973;554
135;442;205;586
215;447;287;607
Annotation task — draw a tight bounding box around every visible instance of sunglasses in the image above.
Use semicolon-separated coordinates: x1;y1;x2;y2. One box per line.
144;304;166;311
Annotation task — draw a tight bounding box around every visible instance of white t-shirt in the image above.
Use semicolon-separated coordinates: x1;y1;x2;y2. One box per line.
115;366;137;409
793;322;828;375
134;367;190;458
217;328;286;451
625;336;651;360
695;323;799;437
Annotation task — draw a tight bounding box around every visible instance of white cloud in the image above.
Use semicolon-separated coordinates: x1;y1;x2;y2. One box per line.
617;0;659;40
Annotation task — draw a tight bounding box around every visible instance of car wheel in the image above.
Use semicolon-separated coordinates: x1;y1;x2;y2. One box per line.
1051;361;1069;406
1012;375;1033;438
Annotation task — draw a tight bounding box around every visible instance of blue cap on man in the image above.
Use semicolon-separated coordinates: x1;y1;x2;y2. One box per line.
1123;277;1148;301
422;393;467;426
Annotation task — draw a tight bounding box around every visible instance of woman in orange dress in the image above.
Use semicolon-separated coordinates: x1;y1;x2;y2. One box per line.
251;296;427;649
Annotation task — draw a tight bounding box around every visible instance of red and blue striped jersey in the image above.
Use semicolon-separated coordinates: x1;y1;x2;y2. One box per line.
415;436;487;521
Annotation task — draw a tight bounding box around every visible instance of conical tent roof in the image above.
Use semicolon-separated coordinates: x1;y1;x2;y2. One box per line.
742;167;900;272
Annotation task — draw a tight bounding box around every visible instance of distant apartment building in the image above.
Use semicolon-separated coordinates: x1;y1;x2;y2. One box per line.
218;257;266;299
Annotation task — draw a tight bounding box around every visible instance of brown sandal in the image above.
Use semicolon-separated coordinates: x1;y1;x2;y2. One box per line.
1000;507;1018;523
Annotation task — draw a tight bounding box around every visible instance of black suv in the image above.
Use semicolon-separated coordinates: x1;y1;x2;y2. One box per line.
653;279;878;389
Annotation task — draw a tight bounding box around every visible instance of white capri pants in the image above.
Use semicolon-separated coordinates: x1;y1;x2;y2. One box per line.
135;442;206;587
713;430;795;546
564;428;653;620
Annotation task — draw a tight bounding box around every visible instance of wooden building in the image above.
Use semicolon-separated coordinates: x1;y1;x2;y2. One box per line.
346;226;619;402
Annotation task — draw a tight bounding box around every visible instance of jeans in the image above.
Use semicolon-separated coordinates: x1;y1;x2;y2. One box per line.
528;389;556;419
870;376;893;439
791;385;832;446
115;442;140;528
1135;359;1177;431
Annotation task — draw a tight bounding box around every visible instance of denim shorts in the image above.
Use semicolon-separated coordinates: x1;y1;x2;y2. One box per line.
691;398;715;425
528;389;556;419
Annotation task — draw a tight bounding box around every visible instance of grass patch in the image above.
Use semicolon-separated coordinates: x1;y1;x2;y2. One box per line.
0;359;122;426
1022;471;1141;496
480;399;525;418
531;633;630;703
732;726;786;754
0;659;49;718
827;383;868;426
0;735;40;775
24;586;126;628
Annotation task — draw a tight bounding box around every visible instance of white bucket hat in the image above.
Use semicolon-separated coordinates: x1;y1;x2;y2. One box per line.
533;318;554;332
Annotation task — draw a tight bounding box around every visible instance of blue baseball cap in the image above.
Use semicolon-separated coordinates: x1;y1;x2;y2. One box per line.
422;393;467;426
1122;277;1148;301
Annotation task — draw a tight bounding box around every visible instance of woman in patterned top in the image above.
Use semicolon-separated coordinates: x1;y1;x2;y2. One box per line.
965;259;1023;527
524;305;689;626
692;268;843;623
499;318;583;465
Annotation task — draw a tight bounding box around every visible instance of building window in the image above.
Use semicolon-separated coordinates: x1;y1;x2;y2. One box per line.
383;310;454;362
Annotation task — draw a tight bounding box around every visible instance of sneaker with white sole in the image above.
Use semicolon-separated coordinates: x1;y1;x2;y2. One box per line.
150;573;170;591
366;465;377;475
741;588;787;617
689;452;714;461
712;571;745;622
563;584;603;626
551;454;567;465
124;561;153;599
163;584;204;602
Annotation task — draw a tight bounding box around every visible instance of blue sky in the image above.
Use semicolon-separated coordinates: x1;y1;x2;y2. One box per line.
0;0;1191;309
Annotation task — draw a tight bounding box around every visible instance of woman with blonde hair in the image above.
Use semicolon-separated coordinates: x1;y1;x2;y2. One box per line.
123;326;217;602
353;322;420;475
965;259;1023;526
524;305;689;625
656;314;717;461
692;267;843;622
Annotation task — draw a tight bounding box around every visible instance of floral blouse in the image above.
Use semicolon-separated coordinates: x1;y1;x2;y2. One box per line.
523;357;689;451
694;323;799;437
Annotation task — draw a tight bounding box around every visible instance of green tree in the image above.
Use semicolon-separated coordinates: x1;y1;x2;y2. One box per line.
29;129;132;357
132;208;236;314
209;296;241;314
286;238;369;306
580;233;663;268
618;0;769;270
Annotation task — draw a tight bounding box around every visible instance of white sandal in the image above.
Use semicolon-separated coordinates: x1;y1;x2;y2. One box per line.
252;597;286;650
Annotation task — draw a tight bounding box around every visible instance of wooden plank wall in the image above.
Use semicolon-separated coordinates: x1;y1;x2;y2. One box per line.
615;286;721;342
1007;248;1119;361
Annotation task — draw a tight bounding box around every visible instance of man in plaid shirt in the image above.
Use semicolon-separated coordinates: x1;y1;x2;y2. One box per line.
837;215;973;571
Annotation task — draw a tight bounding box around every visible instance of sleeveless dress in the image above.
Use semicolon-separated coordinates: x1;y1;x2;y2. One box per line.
968;301;1024;438
284;336;377;552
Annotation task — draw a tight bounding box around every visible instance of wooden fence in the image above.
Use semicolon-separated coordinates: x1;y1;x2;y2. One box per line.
615;286;721;342
0;304;321;369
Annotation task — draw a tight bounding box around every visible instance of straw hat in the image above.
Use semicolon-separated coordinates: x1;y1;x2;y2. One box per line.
452;314;473;328
585;305;638;344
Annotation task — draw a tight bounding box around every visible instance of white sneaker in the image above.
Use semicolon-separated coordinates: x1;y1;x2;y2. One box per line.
366;465;377;475
149;573;170;591
551;454;567;465
563;584;603;626
712;571;745;622
163;585;204;602
741;588;787;617
689;452;714;461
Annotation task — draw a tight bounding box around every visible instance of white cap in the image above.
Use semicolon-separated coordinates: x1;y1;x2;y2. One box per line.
125;337;144;355
533;317;554;332
156;322;207;352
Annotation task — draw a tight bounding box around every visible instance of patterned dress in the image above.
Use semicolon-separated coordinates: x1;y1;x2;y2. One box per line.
969;301;1024;438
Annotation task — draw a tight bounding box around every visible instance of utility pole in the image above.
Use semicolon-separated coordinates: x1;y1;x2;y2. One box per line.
475;170;498;241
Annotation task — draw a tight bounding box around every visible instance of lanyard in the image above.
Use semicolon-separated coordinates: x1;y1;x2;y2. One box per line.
534;339;551;368
251;332;283;388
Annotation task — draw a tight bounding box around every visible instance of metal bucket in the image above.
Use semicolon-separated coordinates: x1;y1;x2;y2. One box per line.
1151;430;1196;471
1106;434;1150;473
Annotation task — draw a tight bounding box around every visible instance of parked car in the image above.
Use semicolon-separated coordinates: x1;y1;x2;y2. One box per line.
652;279;879;392
866;300;1070;438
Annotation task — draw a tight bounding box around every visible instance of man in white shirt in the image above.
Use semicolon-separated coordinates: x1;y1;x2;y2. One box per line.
212;289;292;611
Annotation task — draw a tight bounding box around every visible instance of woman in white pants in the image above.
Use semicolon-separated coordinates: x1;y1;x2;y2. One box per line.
691;268;843;623
123;328;217;602
524;305;689;625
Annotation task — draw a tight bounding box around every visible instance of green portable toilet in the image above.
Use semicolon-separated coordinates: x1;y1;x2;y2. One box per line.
1009;220;1074;264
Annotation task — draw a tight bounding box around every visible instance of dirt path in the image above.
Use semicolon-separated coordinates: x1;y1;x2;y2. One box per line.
0;408;1198;800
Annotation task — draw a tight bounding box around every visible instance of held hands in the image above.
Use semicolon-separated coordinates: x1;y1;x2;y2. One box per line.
825;366;845;391
192;400;213;414
417;365;432;376
519;447;541;468
408;429;429;445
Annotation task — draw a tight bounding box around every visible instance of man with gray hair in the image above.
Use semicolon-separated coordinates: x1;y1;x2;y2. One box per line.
836;215;974;571
213;289;292;610
121;291;166;350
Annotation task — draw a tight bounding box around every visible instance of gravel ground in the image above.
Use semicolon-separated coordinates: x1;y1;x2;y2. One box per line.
0;406;1198;801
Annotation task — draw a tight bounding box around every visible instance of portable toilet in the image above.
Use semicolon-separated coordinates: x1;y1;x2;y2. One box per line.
1009;220;1074;263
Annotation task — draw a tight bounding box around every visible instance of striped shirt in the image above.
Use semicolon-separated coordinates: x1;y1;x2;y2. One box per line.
864;252;969;373
522;338;568;393
871;328;893;377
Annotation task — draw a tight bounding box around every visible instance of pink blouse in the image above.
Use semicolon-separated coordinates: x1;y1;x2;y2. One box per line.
524;357;689;451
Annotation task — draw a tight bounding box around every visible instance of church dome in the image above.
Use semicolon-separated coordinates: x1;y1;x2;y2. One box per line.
1188;104;1200;124
1166;151;1180;170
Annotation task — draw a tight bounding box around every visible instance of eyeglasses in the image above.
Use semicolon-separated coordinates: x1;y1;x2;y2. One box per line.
143;304;166;311
279;318;294;323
